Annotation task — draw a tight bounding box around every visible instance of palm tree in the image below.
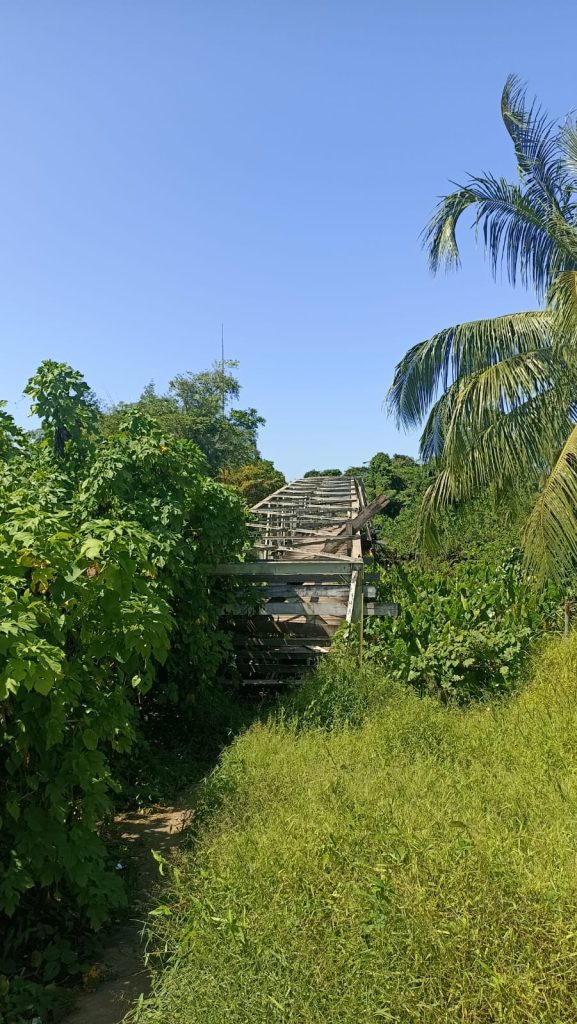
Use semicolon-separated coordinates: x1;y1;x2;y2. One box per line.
388;76;577;581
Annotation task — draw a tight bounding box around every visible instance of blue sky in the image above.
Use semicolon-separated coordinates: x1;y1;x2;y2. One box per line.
1;0;575;478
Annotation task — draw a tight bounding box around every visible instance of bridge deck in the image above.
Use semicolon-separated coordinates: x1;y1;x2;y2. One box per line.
214;475;395;685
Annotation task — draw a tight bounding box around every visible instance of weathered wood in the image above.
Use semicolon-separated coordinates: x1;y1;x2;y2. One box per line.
249;546;358;562
240;678;302;687
212;561;361;576
231;600;349;618
216;476;395;682
345;569;360;625
233;637;332;651
350;494;390;531
323;494;389;553
243;584;351;599
365;602;399;617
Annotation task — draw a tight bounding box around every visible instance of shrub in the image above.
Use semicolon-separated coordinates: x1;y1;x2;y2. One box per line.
342;555;562;701
0;363;247;1021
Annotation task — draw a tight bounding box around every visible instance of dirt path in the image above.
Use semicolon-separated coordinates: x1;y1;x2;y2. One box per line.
61;806;190;1024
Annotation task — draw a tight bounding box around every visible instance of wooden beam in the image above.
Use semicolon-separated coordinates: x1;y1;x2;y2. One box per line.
211;561;361;577
349;494;390;532
243;584;351;599
250;548;359;562
346;569;360;624
233;637;332;650
231;601;349;617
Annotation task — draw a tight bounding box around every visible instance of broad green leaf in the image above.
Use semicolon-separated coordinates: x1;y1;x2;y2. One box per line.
80;538;103;559
82;729;98;751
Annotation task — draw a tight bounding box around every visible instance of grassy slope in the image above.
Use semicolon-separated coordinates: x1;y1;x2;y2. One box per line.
134;643;577;1023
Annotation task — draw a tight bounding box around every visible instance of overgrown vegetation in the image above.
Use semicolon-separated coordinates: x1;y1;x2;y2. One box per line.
105;359;285;498
135;637;577;1023
0;360;249;1022
219;459;286;506
352;490;568;702
357;554;562;701
304;458;556;702
2;358;574;1021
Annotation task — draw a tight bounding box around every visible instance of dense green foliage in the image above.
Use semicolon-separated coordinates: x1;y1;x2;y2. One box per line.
359;555;561;701
349;452;429;517
323;450;554;703
219;459;286;506
388;76;577;581
136;637;577;1023
0;362;247;1022
105;357;286;509
106;360;267;476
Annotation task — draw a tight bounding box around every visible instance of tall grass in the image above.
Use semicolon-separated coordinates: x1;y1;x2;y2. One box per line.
134;640;577;1023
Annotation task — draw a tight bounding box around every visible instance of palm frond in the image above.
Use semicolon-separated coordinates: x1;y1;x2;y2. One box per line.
524;422;577;581
425;78;577;296
425;189;479;272
559;117;577;178
501;75;572;207
388;311;551;429
417;469;459;552
419;349;560;463
417;369;577;561
548;269;577;343
393;76;577;579
546;206;577;265
425;174;564;296
444;382;573;494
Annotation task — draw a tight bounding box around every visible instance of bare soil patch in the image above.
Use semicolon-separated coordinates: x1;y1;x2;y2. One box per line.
61;806;190;1024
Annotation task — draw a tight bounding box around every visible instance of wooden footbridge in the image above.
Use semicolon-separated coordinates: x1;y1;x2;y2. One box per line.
213;475;397;685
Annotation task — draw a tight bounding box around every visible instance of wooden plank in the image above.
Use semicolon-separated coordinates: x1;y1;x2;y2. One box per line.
249;479;301;512
244;584;351;599
211;561;361;576
233;638;331;651
322;495;389;553
237;618;339;638
247;529;359;542
346;569;360;624
250;512;353;522
231;600;349;617
252;498;353;507
240;678;302;687
250;538;349;546
238;652;321;665
349;494;390;531
234;646;331;657
252;549;359;563
353;570;364;622
364;602;399;617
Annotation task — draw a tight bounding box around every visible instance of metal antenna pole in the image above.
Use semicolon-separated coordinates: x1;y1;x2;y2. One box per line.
221;323;225;416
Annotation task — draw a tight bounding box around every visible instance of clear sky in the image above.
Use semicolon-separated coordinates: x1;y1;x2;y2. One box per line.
1;0;575;478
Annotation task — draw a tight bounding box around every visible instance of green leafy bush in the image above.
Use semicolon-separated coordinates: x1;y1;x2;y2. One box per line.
0;362;246;1021
341;555;562;701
